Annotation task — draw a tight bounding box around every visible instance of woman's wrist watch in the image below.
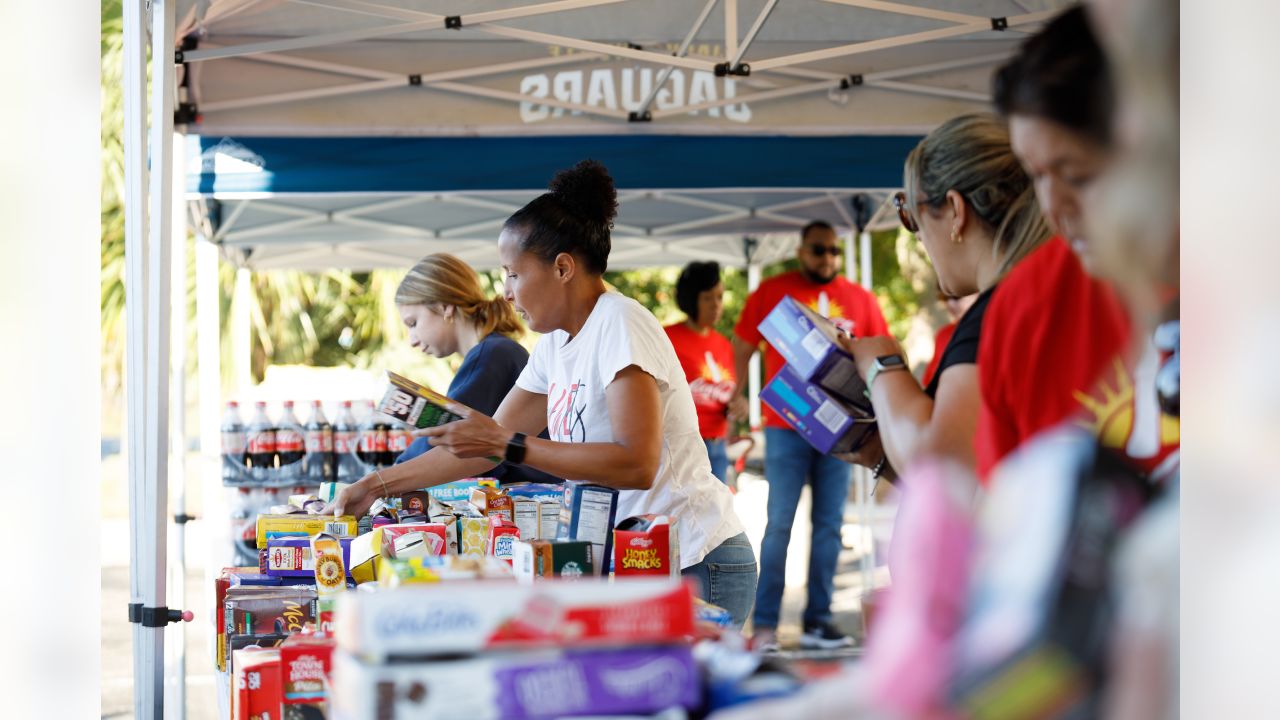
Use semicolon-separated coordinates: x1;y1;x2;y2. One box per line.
504;432;528;464
864;354;908;393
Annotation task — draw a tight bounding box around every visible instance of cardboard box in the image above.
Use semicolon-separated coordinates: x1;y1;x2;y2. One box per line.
512;539;593;583
512;498;539;541
264;536;353;578
391;529;446;559
331;645;700;720
613;514;680;578
399;491;431;515
319;481;350;503
759;295;874;411
335;577;694;661
469;486;514;523
503;482;566;502
231;571;283;587
761;364;878;454
223;586;318;672
233;646;282;720
256;514;357;550
555;481;619;576
279;632;334;712
377;555;512;587
458;515;492;559
486;517;521;564
537;501;560;541
425;477;498;503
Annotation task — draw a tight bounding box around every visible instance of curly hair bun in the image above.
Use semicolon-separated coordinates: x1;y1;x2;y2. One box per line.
549;159;618;227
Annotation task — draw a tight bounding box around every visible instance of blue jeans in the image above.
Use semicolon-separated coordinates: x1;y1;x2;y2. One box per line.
681;532;758;628
704;438;729;484
753;427;852;629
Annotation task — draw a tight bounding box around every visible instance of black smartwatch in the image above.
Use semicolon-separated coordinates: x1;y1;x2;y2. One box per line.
504;432;528;464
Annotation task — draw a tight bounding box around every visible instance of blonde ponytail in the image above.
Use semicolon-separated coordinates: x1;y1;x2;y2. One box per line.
395;254;524;339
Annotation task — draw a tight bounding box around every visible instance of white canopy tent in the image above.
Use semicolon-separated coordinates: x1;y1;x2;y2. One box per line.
123;1;1064;715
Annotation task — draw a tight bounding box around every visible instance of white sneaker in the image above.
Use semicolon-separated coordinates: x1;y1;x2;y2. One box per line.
750;628;780;653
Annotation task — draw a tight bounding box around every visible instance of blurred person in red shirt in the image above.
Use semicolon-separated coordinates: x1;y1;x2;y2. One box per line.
978;5;1179;483
921;288;978;389
732;220;889;651
665;261;736;483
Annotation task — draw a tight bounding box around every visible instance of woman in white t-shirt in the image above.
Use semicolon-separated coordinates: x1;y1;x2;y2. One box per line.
330;160;756;625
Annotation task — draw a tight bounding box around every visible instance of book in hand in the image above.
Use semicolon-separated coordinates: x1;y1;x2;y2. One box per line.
376;371;466;430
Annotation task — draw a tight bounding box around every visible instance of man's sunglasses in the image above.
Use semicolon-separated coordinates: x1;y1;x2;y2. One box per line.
806;245;844;257
893;191;920;233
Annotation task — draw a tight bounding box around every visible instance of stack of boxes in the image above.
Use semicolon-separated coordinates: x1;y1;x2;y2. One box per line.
758;296;879;454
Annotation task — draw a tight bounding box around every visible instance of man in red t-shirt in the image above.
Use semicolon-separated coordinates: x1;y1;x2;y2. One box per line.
665;261;737;483
731;221;889;651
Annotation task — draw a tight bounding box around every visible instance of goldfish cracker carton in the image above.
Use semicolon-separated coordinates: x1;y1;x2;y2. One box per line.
487;518;521;565
469;486;514;523
232;646;282;720
256;513;357;550
613;515;680;578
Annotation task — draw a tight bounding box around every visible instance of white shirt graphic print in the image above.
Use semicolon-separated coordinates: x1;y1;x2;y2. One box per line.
516;292;744;568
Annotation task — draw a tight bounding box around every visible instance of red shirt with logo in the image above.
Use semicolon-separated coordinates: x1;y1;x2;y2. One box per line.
664;323;736;440
734;271;890;429
975;238;1142;482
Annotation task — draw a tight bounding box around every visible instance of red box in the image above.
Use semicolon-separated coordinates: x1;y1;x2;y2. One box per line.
233;646;282;720
487;517;521;565
279;632;334;711
613;514;680;578
381;522;448;558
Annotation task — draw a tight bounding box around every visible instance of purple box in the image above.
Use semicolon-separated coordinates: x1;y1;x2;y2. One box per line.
331;645;700;719
762;364;877;454
759;295;873;411
262;536;353;578
228;572;283;587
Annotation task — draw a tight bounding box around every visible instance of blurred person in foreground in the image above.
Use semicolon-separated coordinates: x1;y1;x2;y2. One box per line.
732;220;890;651
665;261;738;484
708;2;1179;717
839;114;1050;483
978;5;1179;484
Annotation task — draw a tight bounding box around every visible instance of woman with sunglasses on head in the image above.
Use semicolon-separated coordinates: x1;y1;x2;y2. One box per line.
837;114;1050;481
328;160;756;626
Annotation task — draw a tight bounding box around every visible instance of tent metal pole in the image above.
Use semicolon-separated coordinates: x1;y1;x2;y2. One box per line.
820;0;987;24
475;25;718;72
728;0;780;71
860;229;873;290
122;0;150;711
724;0;738;59
195;233;222;678
232;268;253;395
868;80;990;102
746;258;763;430
749;10;1057;71
634;0;720;117
181;18;446;63
144;0;177;715
167;131;189;720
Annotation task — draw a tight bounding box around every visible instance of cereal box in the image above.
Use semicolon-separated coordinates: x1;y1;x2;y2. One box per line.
613;514;680;578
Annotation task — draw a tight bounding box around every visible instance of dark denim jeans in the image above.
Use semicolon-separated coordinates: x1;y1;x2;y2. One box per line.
752;427;852;629
681;532;757;628
704;438;729;484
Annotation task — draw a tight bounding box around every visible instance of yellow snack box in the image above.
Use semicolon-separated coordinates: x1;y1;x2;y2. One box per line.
256;514;357;550
458;515;491;559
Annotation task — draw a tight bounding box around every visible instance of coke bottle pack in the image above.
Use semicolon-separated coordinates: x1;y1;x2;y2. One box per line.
221;399;412;488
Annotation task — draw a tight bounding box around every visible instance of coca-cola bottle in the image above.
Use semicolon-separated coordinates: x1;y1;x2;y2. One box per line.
357;400;388;468
304;400;335;484
246;401;277;482
220;401;247;486
276;400;305;478
334;400;359;483
387;424;410;466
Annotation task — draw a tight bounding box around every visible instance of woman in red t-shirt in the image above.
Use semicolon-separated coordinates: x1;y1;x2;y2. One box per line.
839;114;1050;482
922;290;978;389
664;261;737;483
